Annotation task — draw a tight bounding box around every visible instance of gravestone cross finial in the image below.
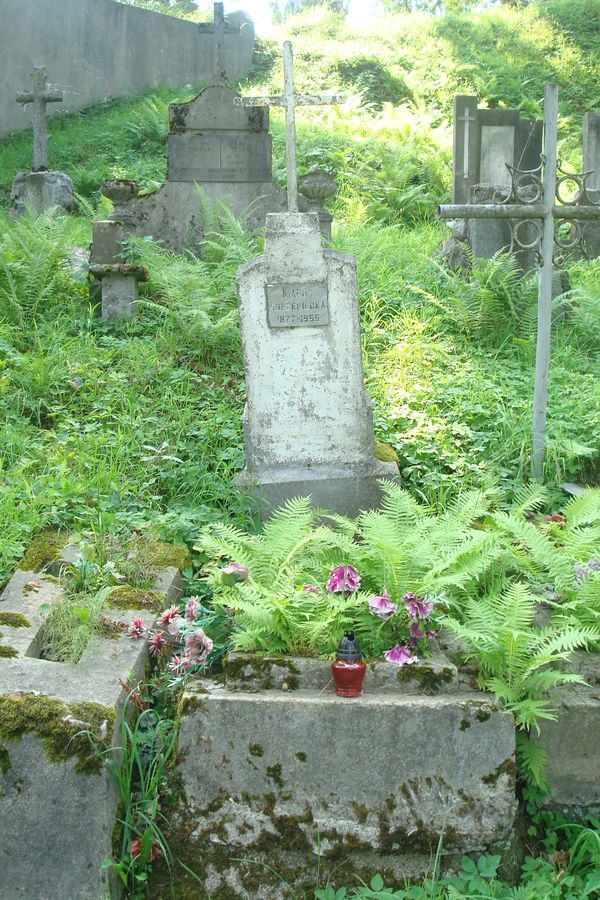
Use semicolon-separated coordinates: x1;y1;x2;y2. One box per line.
16;67;63;171
234;41;345;212
457;106;476;181
199;2;241;86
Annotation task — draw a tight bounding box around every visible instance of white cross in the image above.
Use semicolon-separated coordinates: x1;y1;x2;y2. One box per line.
457;107;477;181
234;41;345;212
16;67;63;171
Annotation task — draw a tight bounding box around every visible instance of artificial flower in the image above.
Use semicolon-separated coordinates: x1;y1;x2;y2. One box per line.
221;562;250;585
409;622;424;640
184;596;200;622
402;592;433;620
302;584;320;594
159;606;180;627
384;644;418;666
128;617;145;640
148;632;166;657
183;628;213;668
326;565;361;594
368;590;398;619
129;837;161;862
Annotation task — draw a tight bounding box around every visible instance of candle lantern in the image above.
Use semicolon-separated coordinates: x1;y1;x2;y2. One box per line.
331;630;366;698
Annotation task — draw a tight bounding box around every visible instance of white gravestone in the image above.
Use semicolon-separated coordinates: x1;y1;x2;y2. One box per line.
236;43;396;516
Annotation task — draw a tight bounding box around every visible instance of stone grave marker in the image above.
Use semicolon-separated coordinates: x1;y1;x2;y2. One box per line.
10;67;74;217
450;95;542;268
89;194;148;320
236;42;397;517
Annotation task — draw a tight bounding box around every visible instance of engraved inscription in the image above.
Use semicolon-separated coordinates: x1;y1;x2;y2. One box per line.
266;282;329;328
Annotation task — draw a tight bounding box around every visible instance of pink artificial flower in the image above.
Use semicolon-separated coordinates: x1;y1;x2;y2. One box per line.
148;632;166;657
426;629;438;641
402;592;433;620
326;565;361;594
221;562;250;585
302;584;320;594
368;590;398;619
159;606;180;627
168;654;185;672
130;837;161;862
185;596;200;622
183;628;213;668
166;615;184;637
384;644;419;666
410;622;424;640
128;617;145;640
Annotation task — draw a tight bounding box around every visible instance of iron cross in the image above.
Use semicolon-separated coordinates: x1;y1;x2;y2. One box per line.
16;67;63;171
234;41;345;212
440;84;600;480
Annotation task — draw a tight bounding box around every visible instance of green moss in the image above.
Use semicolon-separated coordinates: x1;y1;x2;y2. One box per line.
482;758;517;786
0;744;11;773
106;585;162;612
127;535;191;573
295;751;307;762
17;530;63;572
459;718;472;731
224;653;301;691
266;763;285;789
375;439;399;464
178;692;208;717
0;612;30;628
395;662;455;695
0;645;17;658
352;801;369;824
249;743;264;757
0;693;114;774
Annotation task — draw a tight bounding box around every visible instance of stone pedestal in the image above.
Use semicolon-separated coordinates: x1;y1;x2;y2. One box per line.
157;653;518;898
90;218;148;320
9;170;74;217
236;212;397;517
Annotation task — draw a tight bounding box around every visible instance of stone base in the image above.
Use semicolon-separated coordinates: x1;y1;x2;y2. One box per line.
0;543;183;899
101;272;139;320
236;461;399;518
10;170;74;217
537;651;600;818
162;654;517;898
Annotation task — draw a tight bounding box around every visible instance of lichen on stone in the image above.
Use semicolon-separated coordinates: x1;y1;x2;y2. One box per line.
0;612;31;629
0;693;114;774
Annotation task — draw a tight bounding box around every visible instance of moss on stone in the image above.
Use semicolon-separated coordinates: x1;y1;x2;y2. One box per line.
395;662;455;695
17;530;63;572
295;751;307;763
481;758;517;786
0;645;18;658
249;743;264;757
178;692;208;717
352;801;369;824
266;763;284;789
0;612;30;628
127;535;191;573
0;744;11;773
375;439;399;464
106;585;162;612
224;653;301;691
0;693;114;774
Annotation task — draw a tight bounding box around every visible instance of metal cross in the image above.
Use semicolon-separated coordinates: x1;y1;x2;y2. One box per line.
440;84;600;481
457;107;476;181
234;41;345;212
16;67;63;171
198;2;241;86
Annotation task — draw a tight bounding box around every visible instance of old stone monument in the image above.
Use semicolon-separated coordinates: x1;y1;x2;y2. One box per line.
90;181;148;320
10;67;74;217
107;3;335;254
446;96;542;269
236;42;396;517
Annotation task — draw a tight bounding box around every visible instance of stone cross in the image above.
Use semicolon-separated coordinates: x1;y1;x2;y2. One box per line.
457;107;476;182
198;2;241;86
234;41;344;212
440;84;600;480
16;67;63;171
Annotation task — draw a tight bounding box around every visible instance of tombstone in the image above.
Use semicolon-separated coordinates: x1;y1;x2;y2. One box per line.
89;211;148;321
236;43;396;517
9;67;74;218
451;96;542;270
109;4;335;254
581;111;600;259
